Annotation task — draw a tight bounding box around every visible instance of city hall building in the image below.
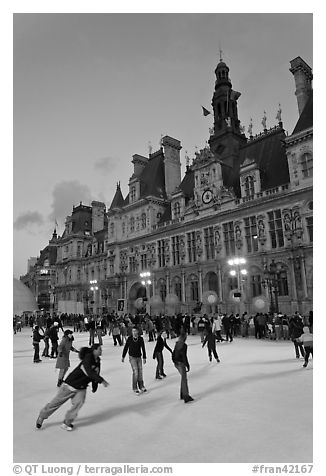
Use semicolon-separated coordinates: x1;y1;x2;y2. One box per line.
22;56;313;317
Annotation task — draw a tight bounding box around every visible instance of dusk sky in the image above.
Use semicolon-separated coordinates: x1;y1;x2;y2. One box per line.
13;12;313;278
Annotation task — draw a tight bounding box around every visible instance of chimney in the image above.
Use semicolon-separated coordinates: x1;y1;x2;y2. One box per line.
162;136;182;198
132;154;148;177
289;57;313;116
91;201;106;233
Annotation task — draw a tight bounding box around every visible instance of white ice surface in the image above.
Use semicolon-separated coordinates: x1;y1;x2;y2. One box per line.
13;329;312;463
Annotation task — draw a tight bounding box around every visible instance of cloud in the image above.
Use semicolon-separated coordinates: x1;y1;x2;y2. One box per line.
14;211;44;230
94;156;116;174
48;180;93;225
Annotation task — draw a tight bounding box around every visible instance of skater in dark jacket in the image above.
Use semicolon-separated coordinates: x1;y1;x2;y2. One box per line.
153;330;172;379
49;322;59;358
172;332;194;403
202;329;220;363
122;327;147;394
289;314;305;358
36;344;109;431
32;326;44;363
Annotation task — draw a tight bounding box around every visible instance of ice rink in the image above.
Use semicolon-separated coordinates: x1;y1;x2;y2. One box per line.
13;328;312;463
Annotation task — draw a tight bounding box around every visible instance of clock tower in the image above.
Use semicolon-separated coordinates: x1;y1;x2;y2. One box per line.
208;57;246;188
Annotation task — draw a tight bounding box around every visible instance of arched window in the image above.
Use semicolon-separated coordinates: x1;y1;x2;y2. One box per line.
159;280;167;302
277;270;289;296
174;278;182;301
244;176;255;197
301;153;313;178
141;213;147;229
130;217;135;232
190;278;199;301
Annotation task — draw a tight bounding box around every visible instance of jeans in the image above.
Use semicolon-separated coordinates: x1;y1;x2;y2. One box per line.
208;347;219;360
155;352;164;377
224;328;233;342
113;334;122;346
304;345;313;364
174;362;189;399
96;328;103;345
33;343;40;361
293;340;305;358
89;329;95;346
42;338;49;357
38;384;87;425
129;357;145;391
50;340;58;358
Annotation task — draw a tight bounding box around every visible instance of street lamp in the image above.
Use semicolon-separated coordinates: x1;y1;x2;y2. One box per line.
89;279;98;314
262;260;280;314
228;257;247;314
140;271;151;314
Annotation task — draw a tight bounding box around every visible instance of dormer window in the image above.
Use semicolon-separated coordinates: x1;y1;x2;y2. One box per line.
301;153;313;178
130;217;135;232
130;186;136;202
174;202;180;218
244;176;255;197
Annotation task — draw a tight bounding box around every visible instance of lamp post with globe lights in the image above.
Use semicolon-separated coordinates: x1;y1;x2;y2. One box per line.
89;279;99;314
228;257;247;314
140;271;152;315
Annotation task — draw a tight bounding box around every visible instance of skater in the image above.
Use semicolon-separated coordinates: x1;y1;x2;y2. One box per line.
121;327;147;394
153;330;172;379
202;328;220;363
88;317;96;346
289;313;305;358
222;314;233;342
112;319;122;346
197;317;206;343
49;322;60;358
212;314;224;341
42;327;50;357
297;326;313;368
172;332;194;403
32;326;44;363
55;330;78;387
36;344;109;431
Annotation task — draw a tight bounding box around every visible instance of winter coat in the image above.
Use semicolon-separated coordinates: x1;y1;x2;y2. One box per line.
64;351;104;390
212;317;222;332
172;341;190;370
289;317;304;339
32;329;43;345
48;326;59;342
202;332;217;350
55;336;76;369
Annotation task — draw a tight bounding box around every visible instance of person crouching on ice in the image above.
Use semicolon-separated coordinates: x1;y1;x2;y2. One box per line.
36;344;109;431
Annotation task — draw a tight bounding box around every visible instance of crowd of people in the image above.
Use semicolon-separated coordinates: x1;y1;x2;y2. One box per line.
13;307;313;431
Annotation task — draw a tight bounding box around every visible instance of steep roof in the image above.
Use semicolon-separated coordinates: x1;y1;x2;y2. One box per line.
110;185;125;209
179;168;194;200
239;127;289;190
37;245;57;267
139;150;166;199
292;92;313;135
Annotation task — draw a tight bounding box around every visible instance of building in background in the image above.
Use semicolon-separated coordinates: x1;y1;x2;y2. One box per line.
20;56;313;317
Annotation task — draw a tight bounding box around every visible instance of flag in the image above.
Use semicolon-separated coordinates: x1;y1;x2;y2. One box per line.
202;106;211;116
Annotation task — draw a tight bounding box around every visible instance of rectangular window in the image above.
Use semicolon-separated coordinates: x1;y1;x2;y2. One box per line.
140;254;147;270
268;210;284;248
172;236;180;266
277;271;289;296
223;221;235;256
109;262;114;275
306;216;313;242
129;256;137;273
244;216;259;253
158;240;166;268
187;232;197;263
251;274;262;297
204;227;215;260
228;276;238;290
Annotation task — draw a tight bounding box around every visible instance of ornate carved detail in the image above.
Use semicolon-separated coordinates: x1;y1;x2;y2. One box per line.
257;214;267;245
234;220;243;250
196;230;203;257
213;225;222;254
